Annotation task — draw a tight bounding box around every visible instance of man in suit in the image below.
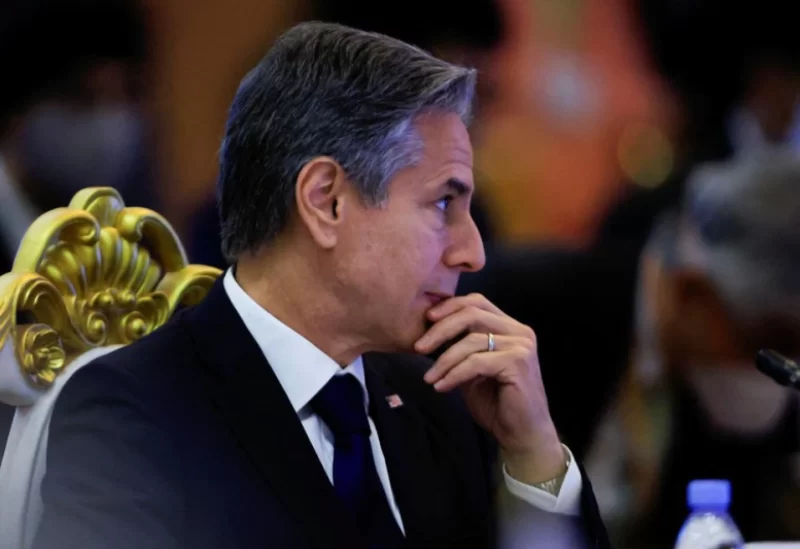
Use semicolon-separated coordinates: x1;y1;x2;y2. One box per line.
32;22;610;549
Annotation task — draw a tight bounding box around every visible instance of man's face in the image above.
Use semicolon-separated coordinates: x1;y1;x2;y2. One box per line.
644;251;794;368
332;112;486;352
15;61;145;201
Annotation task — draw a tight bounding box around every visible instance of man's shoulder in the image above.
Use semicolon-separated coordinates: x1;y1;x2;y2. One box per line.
59;309;200;412
90;311;194;377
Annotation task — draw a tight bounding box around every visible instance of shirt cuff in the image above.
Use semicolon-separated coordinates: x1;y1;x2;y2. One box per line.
502;445;583;516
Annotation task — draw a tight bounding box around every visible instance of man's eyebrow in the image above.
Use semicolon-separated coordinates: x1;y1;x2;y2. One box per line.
442;178;473;196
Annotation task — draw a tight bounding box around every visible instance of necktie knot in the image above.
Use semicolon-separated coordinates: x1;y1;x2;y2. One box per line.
311;374;371;437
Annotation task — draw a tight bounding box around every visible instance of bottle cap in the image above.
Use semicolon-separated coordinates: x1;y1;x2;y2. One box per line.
687;479;731;510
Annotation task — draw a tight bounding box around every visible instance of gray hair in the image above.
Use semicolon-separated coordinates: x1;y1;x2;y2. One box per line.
675;149;800;323
217;21;477;262
632;150;800;384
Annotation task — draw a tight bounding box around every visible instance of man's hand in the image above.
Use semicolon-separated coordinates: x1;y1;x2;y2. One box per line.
415;293;567;485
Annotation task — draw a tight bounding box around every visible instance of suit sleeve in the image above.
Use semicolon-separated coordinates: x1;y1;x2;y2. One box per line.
31;363;184;549
576;461;612;549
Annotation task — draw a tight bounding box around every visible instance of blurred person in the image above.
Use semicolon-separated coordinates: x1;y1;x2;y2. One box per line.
609;151;800;546
32;23;610;549
0;0;154;272
600;0;800;251
578;3;800;493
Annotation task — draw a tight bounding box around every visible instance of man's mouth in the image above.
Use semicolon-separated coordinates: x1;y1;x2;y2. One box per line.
424;292;452;306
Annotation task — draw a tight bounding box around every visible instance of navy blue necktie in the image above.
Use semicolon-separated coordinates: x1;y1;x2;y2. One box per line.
311;374;405;547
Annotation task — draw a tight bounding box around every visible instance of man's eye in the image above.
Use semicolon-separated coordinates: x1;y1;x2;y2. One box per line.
435;196;454;212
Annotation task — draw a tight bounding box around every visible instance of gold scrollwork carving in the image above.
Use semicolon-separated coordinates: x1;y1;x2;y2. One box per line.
18;324;66;387
0;187;222;389
0;272;74;388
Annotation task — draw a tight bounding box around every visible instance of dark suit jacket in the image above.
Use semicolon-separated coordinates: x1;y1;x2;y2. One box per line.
32;279;610;549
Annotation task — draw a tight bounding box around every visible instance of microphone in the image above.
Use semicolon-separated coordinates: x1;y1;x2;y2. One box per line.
755;349;800;391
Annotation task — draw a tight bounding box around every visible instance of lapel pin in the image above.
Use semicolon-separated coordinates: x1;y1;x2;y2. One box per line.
385;394;403;409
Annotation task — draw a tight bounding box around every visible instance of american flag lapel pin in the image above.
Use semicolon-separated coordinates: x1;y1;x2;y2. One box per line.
385;394;403;409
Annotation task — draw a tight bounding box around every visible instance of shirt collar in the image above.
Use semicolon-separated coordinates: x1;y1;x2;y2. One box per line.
222;268;368;414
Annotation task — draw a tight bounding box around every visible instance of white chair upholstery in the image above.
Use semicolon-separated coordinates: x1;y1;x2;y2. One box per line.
0;187;221;549
0;345;120;549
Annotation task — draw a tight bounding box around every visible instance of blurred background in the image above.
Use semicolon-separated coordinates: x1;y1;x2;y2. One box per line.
1;0;798;547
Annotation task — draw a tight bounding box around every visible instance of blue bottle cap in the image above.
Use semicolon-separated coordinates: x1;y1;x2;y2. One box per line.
687;479;731;510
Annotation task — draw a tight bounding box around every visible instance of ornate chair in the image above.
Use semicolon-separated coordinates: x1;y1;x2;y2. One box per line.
0;188;221;549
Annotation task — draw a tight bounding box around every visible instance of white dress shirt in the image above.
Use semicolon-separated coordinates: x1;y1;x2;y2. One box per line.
223;269;583;532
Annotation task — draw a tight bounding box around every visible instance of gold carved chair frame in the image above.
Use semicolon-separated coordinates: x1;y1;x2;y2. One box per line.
0;187;222;396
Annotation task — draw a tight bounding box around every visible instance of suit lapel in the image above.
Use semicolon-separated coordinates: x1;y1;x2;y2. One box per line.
185;280;366;549
364;355;460;547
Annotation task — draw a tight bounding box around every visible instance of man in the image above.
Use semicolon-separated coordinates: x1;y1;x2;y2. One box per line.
32;22;609;549
0;0;152;457
572;0;800;467
616;151;800;545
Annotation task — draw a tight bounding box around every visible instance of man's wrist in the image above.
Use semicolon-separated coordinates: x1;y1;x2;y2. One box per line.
533;445;571;495
502;439;567;486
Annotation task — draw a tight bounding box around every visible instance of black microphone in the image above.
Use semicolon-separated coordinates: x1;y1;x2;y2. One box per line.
755;349;800;391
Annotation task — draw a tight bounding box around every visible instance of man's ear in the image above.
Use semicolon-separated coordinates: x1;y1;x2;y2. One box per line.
294;156;350;249
667;269;741;363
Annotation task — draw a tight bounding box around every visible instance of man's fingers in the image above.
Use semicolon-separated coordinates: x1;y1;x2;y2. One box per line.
415;307;506;354
432;352;507;392
424;334;525;384
426;293;506;322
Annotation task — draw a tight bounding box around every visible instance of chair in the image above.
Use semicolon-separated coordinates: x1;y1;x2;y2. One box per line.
0;187;222;549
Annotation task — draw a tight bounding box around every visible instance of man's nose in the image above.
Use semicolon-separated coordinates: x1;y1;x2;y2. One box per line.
445;216;486;273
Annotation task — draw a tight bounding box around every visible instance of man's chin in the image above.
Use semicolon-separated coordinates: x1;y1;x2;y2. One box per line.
387;319;429;355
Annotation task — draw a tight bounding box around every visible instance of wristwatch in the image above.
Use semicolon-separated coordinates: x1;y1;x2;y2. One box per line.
533;445;571;496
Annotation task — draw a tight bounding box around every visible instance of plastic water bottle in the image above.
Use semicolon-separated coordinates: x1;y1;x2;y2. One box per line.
674;480;744;549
